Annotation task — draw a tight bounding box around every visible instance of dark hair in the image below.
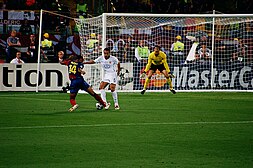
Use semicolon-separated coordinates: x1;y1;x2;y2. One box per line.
103;48;110;52
77;55;83;60
68;55;78;61
154;45;161;50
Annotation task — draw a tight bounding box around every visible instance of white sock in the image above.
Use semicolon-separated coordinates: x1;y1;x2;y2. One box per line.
112;91;118;105
100;89;107;103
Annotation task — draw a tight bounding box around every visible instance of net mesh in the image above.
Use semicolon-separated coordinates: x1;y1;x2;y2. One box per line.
74;14;253;91
74;16;103;60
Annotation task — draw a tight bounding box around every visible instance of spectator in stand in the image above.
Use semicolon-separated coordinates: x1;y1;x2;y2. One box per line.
26;34;46;63
124;34;138;62
86;33;99;53
25;0;36;10
170;35;184;65
195;35;212;64
231;38;248;62
19;19;33;36
6;0;25;9
0;0;6;9
58;51;65;62
41;32;54;62
41;33;53;48
114;39;125;63
135;40;150;63
6;30;21;63
133;40;150;90
77;0;88;18
10;51;25;64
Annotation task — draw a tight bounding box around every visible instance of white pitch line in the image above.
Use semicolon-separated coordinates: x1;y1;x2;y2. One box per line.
1;120;253;130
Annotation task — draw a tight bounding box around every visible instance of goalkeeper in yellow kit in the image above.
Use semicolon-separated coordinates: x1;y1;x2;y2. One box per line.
140;45;176;94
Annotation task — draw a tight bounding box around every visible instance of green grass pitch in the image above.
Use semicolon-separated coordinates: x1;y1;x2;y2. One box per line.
0;92;253;168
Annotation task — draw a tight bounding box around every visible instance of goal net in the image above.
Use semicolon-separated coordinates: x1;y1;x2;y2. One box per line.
75;13;253;92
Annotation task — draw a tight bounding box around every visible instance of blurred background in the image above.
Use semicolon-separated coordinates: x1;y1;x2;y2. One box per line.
0;0;252;63
1;0;253;17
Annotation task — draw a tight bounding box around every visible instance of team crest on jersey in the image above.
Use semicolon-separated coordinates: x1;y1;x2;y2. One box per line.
104;64;111;69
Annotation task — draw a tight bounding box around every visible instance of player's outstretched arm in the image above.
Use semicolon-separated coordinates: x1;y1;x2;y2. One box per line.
144;57;152;73
83;60;95;64
168;72;176;78
140;71;147;78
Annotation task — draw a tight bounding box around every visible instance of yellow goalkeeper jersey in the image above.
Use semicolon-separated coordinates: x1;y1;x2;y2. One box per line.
144;51;170;72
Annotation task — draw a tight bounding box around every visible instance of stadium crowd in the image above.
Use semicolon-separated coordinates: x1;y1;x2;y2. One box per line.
1;0;253;15
0;0;253;64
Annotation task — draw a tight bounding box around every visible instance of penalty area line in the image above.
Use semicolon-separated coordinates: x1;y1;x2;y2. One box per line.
1;120;253;130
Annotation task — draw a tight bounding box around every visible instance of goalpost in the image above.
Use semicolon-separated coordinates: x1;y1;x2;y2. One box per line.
74;13;253;92
35;11;253;92
6;10;253;92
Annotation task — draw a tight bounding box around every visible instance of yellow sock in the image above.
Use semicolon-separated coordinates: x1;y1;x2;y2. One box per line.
167;78;173;90
143;78;150;90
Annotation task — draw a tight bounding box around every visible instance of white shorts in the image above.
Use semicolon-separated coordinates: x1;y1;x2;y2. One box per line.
102;72;118;84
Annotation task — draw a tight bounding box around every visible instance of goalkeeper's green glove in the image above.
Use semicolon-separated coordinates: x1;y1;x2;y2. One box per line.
168;72;176;78
140;71;147;78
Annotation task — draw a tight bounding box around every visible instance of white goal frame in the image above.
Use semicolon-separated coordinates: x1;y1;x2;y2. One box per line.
92;13;253;92
32;11;253;92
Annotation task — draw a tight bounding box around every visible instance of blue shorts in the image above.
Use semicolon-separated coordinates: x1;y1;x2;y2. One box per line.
70;78;90;93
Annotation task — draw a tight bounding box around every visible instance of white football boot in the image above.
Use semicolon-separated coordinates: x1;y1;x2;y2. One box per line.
69;104;79;112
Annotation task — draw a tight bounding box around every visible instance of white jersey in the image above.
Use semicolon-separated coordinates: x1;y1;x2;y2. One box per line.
94;55;119;84
94;55;119;74
10;58;25;64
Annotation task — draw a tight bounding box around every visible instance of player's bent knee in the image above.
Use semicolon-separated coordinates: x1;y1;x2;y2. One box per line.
87;87;95;96
110;84;116;91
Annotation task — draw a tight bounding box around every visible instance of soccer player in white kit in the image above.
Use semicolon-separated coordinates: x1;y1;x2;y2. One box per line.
84;48;121;110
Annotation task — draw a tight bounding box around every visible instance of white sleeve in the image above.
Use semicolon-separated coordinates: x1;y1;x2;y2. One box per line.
170;43;174;51
113;56;119;64
94;56;102;63
135;47;142;62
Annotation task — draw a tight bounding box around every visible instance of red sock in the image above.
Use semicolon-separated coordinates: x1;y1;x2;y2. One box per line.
70;99;76;106
94;94;106;107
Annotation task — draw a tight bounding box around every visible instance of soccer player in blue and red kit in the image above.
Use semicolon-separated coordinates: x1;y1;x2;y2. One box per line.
60;55;108;112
